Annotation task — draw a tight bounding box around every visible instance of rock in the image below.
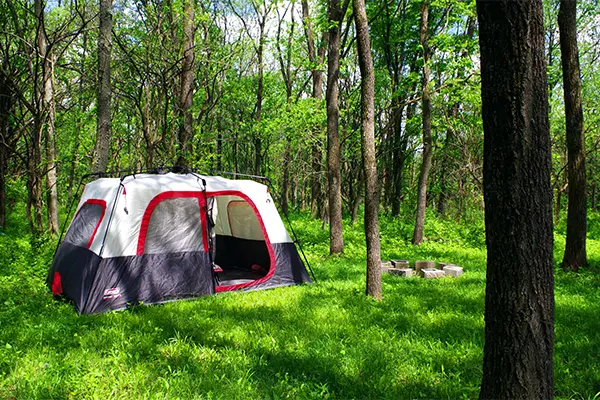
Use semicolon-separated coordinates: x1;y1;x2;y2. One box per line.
420;268;445;279
415;260;436;272
389;268;414;277
438;262;451;269
391;259;410;268
443;265;463;277
381;261;392;273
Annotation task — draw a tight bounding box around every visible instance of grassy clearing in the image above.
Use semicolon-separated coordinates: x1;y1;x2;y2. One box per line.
0;208;599;399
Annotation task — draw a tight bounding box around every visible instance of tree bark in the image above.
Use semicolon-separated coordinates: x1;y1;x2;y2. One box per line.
0;147;4;230
93;0;112;173
354;0;381;299
30;115;44;234
281;137;291;216
302;0;326;218
390;99;407;217
437;103;458;217
176;0;195;167
326;0;345;254
412;0;432;245
68;24;88;207
477;0;555;398
311;145;321;218
276;5;296;216
0;69;11;230
559;0;587;270
35;0;58;235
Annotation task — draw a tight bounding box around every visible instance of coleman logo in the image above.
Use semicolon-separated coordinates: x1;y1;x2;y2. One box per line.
103;287;121;300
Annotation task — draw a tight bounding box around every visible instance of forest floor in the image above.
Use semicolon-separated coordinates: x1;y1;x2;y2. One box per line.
0;207;599;399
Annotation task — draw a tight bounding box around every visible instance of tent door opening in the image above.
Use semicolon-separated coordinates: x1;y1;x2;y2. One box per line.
209;194;272;287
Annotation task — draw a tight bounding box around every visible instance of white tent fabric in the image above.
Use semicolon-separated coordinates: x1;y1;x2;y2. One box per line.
75;173;293;258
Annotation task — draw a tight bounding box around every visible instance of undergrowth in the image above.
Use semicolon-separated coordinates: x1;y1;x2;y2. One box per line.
0;207;598;399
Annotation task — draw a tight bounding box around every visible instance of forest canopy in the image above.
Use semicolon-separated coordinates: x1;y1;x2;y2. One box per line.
0;0;598;235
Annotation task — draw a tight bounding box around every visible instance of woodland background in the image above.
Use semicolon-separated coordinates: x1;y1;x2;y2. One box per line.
1;0;600;398
1;0;596;236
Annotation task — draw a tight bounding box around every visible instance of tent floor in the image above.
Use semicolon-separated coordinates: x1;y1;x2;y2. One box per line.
216;267;266;286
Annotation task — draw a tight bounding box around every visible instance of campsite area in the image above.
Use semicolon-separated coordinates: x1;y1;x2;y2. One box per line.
0;206;598;399
2;0;600;397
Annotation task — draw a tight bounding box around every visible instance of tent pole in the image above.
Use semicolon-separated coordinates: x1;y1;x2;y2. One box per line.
98;182;124;257
53;178;84;257
265;180;317;283
281;210;317;283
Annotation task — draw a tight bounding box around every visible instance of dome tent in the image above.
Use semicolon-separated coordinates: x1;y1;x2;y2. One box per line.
48;170;313;314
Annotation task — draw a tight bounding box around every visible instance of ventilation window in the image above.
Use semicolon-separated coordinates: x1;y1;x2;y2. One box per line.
63;200;106;248
139;195;207;255
227;200;263;241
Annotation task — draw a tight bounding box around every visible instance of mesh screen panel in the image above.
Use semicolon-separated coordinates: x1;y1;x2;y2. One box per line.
144;197;203;254
64;203;104;248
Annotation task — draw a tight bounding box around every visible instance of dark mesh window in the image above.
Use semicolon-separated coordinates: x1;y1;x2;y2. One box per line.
144;197;203;254
63;202;104;248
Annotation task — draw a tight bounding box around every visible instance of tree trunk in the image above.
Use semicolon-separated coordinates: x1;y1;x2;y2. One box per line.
311;146;321;218
35;0;58;235
302;0;326;219
252;17;266;176
354;0;381;299
216;129;223;171
326;0;345;254
559;0;587;270
477;0;555;398
555;163;566;221
43;61;58;236
592;179;597;210
281;138;291;216
93;0;113;173
391;95;411;216
30;116;44;234
412;0;432;245
0;70;11;230
0;144;5;231
176;0;195;167
350;165;363;224
437;103;458;217
68;25;88;206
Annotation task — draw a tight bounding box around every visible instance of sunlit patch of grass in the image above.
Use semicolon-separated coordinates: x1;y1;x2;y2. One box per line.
0;210;598;398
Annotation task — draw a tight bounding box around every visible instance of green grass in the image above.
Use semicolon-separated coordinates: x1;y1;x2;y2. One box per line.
0;209;599;399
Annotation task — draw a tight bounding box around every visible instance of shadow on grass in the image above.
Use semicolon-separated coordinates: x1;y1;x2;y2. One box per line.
3;215;598;399
1;275;485;399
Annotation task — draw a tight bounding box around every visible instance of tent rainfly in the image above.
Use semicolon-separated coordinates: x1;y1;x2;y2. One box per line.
47;172;312;314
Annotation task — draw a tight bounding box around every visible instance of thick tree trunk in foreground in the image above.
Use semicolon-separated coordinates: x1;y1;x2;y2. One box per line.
176;0;195;167
93;0;113;173
559;0;587;270
412;0;432;245
477;1;555;398
326;0;344;254
354;0;381;299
